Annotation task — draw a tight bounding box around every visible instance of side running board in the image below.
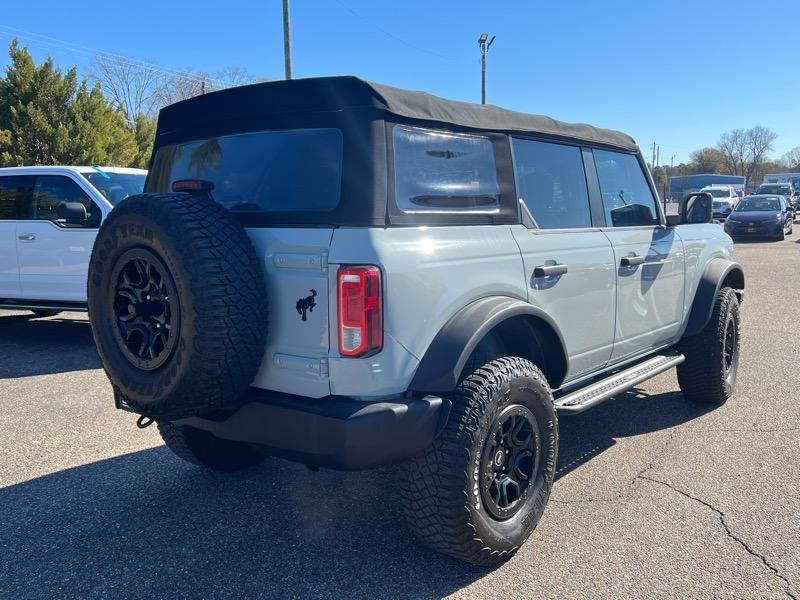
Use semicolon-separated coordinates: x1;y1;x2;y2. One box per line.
555;351;685;415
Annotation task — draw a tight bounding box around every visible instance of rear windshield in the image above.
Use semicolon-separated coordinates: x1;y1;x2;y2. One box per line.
147;128;343;215
705;188;731;198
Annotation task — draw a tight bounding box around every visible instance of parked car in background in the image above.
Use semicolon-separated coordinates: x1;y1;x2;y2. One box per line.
756;182;797;216
724;194;793;241
0;166;147;316
700;185;738;219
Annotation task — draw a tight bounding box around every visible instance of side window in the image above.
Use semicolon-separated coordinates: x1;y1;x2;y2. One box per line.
511;138;591;229
392;125;500;214
32;176;100;228
0;176;33;220
593;150;660;227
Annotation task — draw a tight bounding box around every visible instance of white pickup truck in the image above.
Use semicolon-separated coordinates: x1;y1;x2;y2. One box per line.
0;166;146;315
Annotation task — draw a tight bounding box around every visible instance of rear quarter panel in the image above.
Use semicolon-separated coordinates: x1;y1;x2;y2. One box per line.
327;226;526;396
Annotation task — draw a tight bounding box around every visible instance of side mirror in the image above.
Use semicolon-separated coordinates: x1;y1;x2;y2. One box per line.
56;201;88;225
668;192;712;226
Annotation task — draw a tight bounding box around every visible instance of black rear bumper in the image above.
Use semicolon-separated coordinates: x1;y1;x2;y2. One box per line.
176;390;444;471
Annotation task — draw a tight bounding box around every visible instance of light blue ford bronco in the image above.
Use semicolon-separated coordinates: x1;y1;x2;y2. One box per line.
88;77;744;566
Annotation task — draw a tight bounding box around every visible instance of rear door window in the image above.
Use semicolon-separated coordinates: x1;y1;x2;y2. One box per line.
511;138;591;229
392;125;500;214
593;150;660;227
148;128;343;215
0;176;34;220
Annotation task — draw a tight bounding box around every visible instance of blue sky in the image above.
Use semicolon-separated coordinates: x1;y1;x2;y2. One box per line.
2;0;799;163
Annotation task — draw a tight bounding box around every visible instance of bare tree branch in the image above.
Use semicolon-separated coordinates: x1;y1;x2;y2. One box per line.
93;54;267;123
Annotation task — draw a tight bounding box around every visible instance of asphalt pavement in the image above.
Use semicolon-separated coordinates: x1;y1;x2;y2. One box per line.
1;236;798;599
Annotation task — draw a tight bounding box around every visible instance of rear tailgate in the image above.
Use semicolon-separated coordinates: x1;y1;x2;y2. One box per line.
246;228;334;397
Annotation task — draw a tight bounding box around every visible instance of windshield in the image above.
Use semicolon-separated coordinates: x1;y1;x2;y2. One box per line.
83;171;146;205
704;188;731;198
736;197;781;211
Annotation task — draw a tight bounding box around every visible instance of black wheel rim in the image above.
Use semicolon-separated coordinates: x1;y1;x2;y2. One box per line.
723;316;736;373
480;404;540;521
110;248;180;371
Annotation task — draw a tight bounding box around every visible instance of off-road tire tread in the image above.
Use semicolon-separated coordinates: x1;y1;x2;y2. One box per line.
677;287;739;404
399;356;555;567
89;193;268;420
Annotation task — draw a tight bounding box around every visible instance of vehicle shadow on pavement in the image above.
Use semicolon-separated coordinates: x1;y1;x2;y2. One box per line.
0;389;718;600
0;313;99;378
557;388;718;480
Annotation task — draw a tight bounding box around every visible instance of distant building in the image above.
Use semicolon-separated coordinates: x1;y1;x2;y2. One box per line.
762;173;800;190
668;174;746;200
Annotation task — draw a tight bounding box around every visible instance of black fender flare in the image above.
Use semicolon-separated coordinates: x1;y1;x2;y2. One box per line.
683;258;745;338
409;296;569;393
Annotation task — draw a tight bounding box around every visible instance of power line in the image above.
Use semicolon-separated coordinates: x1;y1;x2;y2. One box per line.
330;0;456;62
0;26;223;87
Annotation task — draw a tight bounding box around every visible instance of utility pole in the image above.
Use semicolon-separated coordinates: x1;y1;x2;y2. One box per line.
282;0;292;80
651;142;657;169
478;33;495;104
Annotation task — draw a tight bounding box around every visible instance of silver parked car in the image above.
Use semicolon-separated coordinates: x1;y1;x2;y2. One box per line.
87;77;744;566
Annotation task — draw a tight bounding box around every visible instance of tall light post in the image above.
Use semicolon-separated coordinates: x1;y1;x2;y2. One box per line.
283;0;292;79
478;33;496;104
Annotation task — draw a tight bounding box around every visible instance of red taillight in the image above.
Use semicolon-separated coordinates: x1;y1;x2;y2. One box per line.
337;266;382;357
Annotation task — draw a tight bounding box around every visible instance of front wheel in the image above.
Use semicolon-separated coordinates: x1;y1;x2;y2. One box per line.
400;357;558;566
677;287;740;404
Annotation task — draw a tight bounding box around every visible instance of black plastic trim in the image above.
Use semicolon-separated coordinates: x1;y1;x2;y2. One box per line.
410;295;569;392
175;389;442;471
0;300;88;312
683;258;745;337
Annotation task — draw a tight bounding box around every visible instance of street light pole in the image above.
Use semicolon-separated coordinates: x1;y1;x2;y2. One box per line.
282;0;292;80
478;33;495;104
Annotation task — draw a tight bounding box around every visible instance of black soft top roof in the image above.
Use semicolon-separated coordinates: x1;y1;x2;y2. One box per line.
156;76;638;151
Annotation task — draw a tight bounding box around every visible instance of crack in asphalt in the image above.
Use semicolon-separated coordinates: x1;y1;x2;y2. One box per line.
551;428;679;505
639;475;797;600
554;427;797;599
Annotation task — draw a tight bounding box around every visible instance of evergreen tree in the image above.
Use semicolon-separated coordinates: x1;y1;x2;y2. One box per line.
130;113;156;169
0;40;136;167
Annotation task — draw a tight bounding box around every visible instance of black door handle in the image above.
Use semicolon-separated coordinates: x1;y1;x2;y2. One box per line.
533;263;568;277
620;254;645;267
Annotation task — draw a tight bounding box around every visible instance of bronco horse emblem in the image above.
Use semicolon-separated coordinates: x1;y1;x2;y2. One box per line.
296;289;317;322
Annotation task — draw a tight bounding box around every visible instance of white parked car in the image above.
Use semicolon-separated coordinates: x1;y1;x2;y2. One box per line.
0;166;147;316
699;185;738;219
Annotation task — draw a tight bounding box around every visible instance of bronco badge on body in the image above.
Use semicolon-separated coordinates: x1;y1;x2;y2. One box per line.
296;289;317;321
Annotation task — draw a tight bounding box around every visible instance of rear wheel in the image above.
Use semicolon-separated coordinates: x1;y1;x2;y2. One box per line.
157;421;267;472
677;287;740;404
400;357;558;566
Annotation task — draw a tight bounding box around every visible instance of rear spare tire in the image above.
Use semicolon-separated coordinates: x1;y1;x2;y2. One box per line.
88;192;268;420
